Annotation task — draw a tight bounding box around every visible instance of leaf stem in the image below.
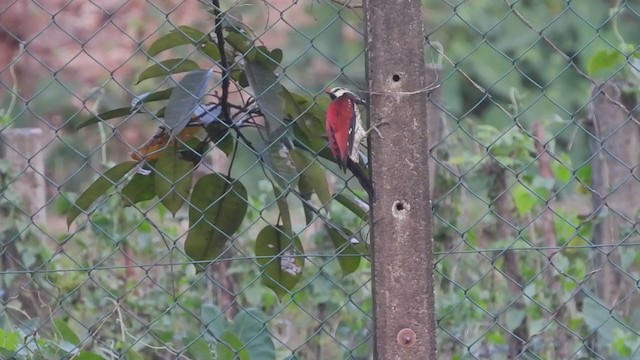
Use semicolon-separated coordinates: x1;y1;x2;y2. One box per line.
611;0;626;49
226;136;239;177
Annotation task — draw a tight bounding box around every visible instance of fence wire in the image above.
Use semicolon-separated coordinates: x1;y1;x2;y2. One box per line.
0;0;639;359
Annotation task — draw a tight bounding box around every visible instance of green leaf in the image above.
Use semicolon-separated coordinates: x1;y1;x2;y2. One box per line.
183;332;213;360
118;346;145;360
504;309;526;331
200;304;227;341
75;351;105;360
147;26;222;62
281;89;330;161
217;332;250;360
613;336;633;357
179;138;211;165
326;226;362;276
582;298;607;330
154;148;194;215
248;47;283;71
582;293;627;343
267;144;297;191
484;330;507;346
220;9;252;35
334;194;369;221
244;61;285;134
291;130;334;162
130;88;174;111
225;32;252;53
199;44;222;62
576;164;592;187
297;178;314;225
226;37;295;190
269;48;283;67
148;26;208;56
551;154;573;185
121;172;156;206
551;253;570;273
244;59;297;190
511;183;537;216
185;174;248;271
136;59;201;84
230;68;249;88
280;89;327;130
280;88;302;120
291;149;330;225
53;318;80;346
75;107;135;130
255;225;304;300
531;176;554;193
298;94;330;132
273;186;292;236
291;149;331;205
67;161;138;226
164;69;214;138
205;122;234;156
0;328;19;351
231;309;275;360
199;305;275;360
587;49;625;77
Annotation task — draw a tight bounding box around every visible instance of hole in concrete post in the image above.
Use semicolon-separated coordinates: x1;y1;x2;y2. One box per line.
392;74;400;82
392;200;409;218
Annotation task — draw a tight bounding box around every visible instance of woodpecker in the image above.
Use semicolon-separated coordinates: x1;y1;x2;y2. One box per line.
325;87;383;198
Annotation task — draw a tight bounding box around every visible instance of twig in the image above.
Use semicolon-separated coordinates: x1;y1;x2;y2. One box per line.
232;125;260;155
226;137;240;177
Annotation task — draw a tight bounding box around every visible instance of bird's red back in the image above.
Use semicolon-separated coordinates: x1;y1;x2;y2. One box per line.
326;95;355;171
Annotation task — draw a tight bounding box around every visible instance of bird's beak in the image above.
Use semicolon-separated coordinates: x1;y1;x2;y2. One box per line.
323;88;332;95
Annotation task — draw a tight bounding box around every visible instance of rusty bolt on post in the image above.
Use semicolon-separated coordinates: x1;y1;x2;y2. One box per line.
396;328;416;347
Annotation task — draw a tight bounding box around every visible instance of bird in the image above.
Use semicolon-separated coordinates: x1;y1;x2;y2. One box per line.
324;86;385;198
129;103;223;163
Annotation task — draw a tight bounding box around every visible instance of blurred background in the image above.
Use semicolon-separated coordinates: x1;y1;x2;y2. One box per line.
0;0;640;359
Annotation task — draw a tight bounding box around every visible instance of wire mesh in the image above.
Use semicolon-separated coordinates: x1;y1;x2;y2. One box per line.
0;0;639;359
428;0;640;358
0;0;373;359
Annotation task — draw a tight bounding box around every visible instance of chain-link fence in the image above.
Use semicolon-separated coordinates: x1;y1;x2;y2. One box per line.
1;0;640;359
428;0;640;358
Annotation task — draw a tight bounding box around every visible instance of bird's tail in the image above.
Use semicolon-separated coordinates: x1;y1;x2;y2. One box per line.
347;159;374;199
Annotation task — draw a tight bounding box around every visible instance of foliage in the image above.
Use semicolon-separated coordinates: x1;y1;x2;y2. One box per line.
66;4;370;297
0;179;372;359
425;1;640;357
50;5;373;358
1;0;638;358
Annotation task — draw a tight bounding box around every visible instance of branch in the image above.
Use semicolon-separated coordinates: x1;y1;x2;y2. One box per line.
208;1;264;164
211;0;231;124
203;4;239;313
532;122;570;359
487;163;529;357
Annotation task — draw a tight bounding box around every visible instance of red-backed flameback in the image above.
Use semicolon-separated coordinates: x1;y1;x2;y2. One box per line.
325;87;381;198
